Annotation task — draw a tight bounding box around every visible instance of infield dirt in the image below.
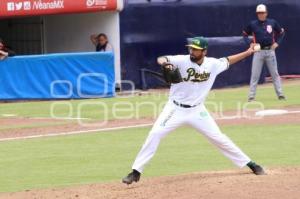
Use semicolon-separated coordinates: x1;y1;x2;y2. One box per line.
1;167;299;199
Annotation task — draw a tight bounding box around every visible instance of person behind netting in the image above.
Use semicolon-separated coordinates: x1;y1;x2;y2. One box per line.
0;38;16;60
90;33;113;52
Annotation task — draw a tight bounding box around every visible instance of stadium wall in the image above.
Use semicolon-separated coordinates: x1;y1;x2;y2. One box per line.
120;0;300;89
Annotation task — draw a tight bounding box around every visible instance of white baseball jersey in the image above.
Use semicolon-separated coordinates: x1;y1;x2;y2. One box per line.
166;55;229;106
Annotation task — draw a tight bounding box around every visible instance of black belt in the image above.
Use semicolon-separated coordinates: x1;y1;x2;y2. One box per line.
173;100;197;108
261;46;272;50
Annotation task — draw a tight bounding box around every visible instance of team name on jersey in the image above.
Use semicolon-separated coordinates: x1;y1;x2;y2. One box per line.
183;68;211;82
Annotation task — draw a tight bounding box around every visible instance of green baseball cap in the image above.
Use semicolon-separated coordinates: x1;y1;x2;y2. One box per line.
186;36;208;50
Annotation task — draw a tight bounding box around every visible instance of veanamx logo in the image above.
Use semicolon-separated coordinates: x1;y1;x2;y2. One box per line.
32;0;64;10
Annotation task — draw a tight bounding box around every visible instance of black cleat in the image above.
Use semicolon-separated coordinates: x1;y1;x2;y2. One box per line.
278;95;286;100
251;164;266;175
247;161;266;175
248;97;255;102
122;170;141;185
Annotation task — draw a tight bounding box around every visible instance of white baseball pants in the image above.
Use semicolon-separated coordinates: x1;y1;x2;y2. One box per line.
132;100;251;173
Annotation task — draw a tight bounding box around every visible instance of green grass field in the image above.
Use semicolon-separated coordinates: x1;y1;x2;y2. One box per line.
0;81;299;122
0;81;299;193
0;125;299;193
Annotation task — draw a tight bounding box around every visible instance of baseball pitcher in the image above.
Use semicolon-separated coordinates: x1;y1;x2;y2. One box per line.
122;37;265;185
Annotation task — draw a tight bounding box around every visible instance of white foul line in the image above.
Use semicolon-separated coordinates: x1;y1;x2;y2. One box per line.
0;123;153;142
1;109;299;142
0;115;263;142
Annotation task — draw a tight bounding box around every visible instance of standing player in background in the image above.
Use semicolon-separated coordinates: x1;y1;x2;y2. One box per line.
122;37;266;185
243;4;286;102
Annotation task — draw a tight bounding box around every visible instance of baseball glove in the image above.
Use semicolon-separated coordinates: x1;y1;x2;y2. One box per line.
161;63;183;84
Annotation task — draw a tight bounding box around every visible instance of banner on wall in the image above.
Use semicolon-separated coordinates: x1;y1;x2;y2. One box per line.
0;52;115;100
0;0;123;18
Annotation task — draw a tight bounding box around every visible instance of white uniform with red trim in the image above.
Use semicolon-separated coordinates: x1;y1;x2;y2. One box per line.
132;55;251;173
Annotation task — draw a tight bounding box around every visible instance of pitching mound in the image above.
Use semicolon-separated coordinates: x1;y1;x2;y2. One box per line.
1;167;300;199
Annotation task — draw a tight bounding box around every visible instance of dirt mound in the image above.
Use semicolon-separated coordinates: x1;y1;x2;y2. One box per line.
1;167;299;199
